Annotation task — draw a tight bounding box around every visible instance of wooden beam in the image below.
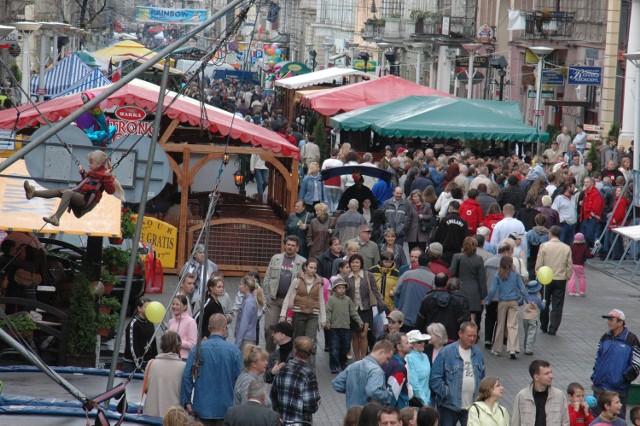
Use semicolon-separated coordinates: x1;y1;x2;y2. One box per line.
177;150;190;272
159;118;181;145
160;143;294;157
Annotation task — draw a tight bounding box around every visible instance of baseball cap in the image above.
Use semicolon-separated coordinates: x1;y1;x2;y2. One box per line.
428;242;443;256
476;227;491;238
387;310;405;323
396;147;407;155
602;309;625;321
270;321;294;337
406;329;431;343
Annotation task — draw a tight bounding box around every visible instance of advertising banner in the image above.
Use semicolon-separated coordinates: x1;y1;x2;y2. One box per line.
136;7;209;25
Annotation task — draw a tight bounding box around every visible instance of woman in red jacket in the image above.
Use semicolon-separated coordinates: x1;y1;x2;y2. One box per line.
608;186;629;260
481;202;504;240
24;150;124;226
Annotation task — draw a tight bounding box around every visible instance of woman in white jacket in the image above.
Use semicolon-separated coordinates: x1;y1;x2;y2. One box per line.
467;376;510;426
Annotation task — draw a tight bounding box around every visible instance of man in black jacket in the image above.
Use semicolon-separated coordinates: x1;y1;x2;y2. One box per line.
434;201;468;266
497;174;525;211
224;382;281;426
415;273;470;341
264;322;294;383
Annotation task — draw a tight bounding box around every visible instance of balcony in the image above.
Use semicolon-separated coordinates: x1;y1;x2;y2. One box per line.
523;11;575;39
362;18;385;41
411;15;475;40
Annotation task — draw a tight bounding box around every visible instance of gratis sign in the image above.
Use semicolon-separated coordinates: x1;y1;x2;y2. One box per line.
568;66;602;85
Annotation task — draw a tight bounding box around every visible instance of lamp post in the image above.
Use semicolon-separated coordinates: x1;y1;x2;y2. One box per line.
462;43;482;99
529;46;554;152
624;51;640;170
308;49;317;71
345;40;359;67
13;22;42;105
323;38;333;69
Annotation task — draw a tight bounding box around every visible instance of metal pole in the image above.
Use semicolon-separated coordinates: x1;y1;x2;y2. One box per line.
467;50;475;99
38;31;47;102
0;0;252;175
105;61;171;396
534;56;544;153
498;70;505;101
21;33;30;105
634;64;640;170
415;51;421;84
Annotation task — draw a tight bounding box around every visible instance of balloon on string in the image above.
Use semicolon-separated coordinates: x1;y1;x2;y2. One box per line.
271;43;278;49
75;112;96;131
274;64;282;70
536;266;553;285
585;395;597;408
275;48;282;56
145;301;166;324
266;48;275;56
268;59;275;66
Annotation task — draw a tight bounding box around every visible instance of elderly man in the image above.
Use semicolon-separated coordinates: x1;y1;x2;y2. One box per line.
564;143;584;165
263;236;306;353
334;199;367;244
224;382;280;426
348;224;380;270
382;187;411;247
556;126;572;153
535;225;573;336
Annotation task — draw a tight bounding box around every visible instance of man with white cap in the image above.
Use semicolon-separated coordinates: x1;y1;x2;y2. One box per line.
591;309;640;420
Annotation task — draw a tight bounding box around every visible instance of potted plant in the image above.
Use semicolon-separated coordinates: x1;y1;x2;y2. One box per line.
66;273;98;365
0;313;39;340
97;311;119;338
101;271;119;295
99;296;122;315
109;207;136;244
103;247;131;274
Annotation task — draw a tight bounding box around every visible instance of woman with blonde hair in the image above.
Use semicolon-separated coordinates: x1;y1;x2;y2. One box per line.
337;143;352;162
233;344;270;407
308;202;334;258
162;406;189;426
467;377;509;426
425;322;447;363
298;161;325;213
449;237;486;327
234;275;258;349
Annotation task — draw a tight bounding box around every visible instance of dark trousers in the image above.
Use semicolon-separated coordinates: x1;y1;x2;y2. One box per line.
484;301;499;345
559;223;575;246
592;386;629;420
438;406;468;426
540;279;567;333
330;328;351;371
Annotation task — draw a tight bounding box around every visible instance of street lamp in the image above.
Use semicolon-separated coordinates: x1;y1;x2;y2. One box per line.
462;43;482;99
13;22;42;104
624;50;640;170
323;38;333;69
345;40;359;67
529;46;554;150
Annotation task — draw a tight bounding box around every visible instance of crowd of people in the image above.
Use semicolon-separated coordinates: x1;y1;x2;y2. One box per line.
132;131;640;426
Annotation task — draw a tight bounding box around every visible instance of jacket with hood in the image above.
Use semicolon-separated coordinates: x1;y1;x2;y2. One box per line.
459;198;484;235
415;288;470;338
467;401;510;426
369;263;400;307
526;226;549;273
299;173;325;205
481;214;504;239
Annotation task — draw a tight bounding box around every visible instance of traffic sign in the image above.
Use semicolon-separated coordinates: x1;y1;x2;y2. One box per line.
527;90;555;99
36;88;47;95
255;41;264;50
256;50;263;59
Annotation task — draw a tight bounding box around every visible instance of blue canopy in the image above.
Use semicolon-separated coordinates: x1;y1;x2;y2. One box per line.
30;53;111;100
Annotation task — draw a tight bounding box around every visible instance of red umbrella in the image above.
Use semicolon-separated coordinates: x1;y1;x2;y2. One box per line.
147;25;164;35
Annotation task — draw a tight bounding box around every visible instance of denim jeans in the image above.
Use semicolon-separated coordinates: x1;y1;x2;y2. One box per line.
581;218;600;249
559;222;575;246
523;319;538;354
324;186;341;214
254;168;269;198
438;406;468;426
330;328;351;371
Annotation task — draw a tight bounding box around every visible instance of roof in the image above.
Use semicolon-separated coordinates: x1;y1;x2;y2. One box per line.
91;40;156;62
29;53;111;100
0;159;121;236
332;96;549;143
0;79;299;158
301;75;453;116
275;67;373;90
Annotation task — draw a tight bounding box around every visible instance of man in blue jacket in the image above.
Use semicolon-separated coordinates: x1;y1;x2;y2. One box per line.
591;309;640;420
429;322;485;426
181;313;242;425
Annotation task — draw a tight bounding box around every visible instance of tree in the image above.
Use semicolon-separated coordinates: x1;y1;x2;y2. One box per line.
312;119;329;163
76;0;108;29
587;141;600;172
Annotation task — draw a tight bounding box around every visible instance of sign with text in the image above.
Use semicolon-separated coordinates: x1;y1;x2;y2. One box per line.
136;7;209;25
527;90;555;99
542;69;564;85
455;56;489;68
131;215;177;269
568;66;602;85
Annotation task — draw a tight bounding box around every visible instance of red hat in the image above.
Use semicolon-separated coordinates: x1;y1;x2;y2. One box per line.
396;147;407;155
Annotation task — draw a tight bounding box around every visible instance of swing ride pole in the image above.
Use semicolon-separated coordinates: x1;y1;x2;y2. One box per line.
104;60;171;398
0;0;253;174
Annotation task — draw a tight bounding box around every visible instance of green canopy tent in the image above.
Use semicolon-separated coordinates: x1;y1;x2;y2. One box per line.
331;96;549;143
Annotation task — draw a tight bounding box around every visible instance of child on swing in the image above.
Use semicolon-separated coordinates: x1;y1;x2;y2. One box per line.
24;150;123;226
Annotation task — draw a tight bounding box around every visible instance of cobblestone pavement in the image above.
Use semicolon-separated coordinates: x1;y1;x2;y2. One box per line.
159;263;640;424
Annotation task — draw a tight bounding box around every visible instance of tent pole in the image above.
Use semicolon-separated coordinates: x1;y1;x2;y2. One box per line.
0;0;253;174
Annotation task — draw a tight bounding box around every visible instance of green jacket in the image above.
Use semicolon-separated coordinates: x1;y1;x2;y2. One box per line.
326;294;362;329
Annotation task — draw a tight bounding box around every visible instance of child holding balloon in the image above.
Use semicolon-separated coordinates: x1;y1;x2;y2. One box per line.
124;297;159;373
519;281;545;356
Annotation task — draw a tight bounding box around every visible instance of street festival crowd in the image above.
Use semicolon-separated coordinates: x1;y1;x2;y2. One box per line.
119;100;640;426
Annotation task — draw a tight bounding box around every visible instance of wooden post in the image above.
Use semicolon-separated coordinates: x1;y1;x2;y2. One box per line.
290;158;299;212
177;148;191;272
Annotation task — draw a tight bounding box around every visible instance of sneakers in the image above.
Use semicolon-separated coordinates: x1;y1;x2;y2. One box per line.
510;352;517;360
24;181;35;200
484;342;492;349
568;293;577;296
491;350;500;357
43;215;60;226
525;351;534;356
579;292;585;296
330;368;340;374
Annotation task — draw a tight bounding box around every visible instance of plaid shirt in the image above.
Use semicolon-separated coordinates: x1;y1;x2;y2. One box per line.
270;358;320;424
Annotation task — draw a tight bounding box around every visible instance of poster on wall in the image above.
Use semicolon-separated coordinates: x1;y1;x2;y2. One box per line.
136;7;209;25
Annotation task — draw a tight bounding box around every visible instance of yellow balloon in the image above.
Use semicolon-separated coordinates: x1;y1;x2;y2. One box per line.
145;301;166;324
536;266;553;285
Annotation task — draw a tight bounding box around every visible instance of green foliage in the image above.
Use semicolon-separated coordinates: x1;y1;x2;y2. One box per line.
67;273;97;356
0;313;38;336
587;142;600;172
545;124;560;149
101;271;119;285
103;247;131;273
608;123;620;138
389;12;401;18
312;119;329;163
410;10;442;20
464;139;490;153
120;207;136;239
10;61;21;84
97;312;119;331
99;296;121;312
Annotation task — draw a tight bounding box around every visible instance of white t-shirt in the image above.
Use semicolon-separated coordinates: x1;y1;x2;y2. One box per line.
458;346;475;409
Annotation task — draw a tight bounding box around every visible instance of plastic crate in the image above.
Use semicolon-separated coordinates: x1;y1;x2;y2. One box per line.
629;384;640;405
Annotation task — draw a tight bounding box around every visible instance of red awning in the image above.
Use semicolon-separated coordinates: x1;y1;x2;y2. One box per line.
0;79;299;159
300;75;454;116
